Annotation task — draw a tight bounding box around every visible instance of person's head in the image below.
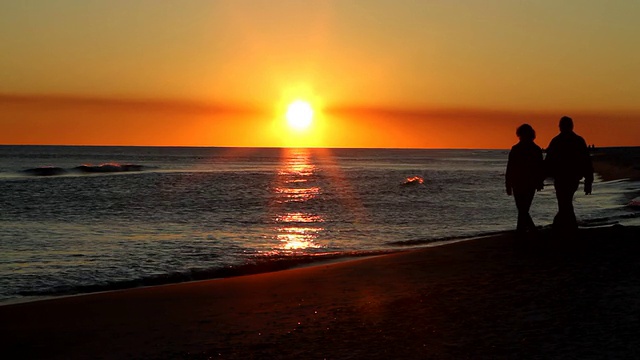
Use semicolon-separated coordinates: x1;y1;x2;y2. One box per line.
516;124;536;142
559;116;574;132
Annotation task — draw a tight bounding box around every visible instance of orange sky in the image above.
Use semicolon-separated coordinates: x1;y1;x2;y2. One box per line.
2;94;638;149
1;1;639;148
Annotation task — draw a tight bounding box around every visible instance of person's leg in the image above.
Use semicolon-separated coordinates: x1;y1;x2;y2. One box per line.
514;188;536;232
554;181;579;230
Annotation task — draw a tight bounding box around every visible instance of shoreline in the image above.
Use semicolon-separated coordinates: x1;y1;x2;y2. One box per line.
591;146;640;181
3;225;640;359
0;231;504;307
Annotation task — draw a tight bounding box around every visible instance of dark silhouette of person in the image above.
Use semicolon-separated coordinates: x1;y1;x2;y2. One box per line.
506;124;544;234
545;116;594;231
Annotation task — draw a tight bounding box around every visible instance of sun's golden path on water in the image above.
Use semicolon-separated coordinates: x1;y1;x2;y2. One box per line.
271;148;324;251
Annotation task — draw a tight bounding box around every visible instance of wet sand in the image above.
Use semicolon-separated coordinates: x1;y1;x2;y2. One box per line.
2;225;640;359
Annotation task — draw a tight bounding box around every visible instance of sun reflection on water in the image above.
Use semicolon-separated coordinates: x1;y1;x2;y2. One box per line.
273;187;320;203
277;227;322;250
270;149;325;251
275;212;324;223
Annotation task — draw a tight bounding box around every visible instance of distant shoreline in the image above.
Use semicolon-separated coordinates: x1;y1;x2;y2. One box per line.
591;146;640;181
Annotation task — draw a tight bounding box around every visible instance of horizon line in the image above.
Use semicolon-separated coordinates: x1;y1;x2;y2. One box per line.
2;143;638;152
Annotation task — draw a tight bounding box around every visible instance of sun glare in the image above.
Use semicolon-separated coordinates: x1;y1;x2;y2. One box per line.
286;100;314;130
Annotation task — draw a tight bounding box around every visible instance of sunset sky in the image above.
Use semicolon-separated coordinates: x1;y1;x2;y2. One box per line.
1;1;639;148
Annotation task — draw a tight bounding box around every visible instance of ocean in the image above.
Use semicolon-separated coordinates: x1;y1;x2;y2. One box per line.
1;145;638;304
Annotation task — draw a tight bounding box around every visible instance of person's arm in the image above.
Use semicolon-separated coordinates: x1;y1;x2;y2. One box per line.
536;147;545;191
543;139;555;179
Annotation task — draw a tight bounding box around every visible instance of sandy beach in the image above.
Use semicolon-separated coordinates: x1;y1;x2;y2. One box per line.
2;225;640;359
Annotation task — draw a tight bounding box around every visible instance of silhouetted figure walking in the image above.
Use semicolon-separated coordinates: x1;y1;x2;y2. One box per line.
506;124;544;234
545;116;594;232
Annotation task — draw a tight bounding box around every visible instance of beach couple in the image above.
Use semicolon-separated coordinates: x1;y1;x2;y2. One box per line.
505;116;594;234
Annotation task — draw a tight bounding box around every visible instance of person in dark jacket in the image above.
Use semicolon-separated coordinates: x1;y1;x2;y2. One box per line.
506;124;545;234
545;116;594;231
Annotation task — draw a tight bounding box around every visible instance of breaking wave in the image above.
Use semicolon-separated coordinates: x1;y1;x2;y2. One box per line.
22;163;150;176
22;166;67;176
402;176;425;186
14;251;391;299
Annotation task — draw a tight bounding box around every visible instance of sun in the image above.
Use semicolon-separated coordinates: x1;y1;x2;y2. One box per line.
286;100;314;130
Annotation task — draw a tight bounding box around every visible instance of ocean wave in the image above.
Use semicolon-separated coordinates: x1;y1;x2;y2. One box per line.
74;163;145;173
22;166;67;176
21;163;149;176
402;176;425;186
387;230;510;247
14;251;390;299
